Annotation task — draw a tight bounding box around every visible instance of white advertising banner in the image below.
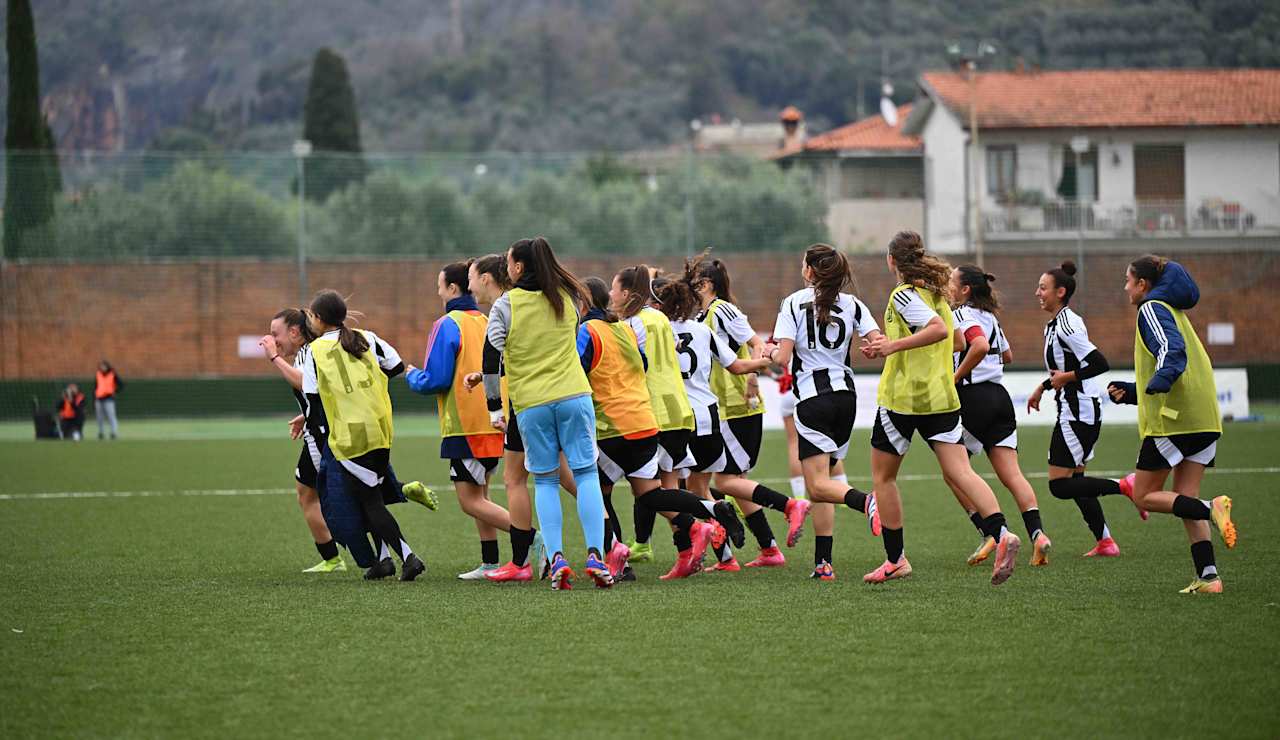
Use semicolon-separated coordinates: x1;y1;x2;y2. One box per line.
760;369;1250;430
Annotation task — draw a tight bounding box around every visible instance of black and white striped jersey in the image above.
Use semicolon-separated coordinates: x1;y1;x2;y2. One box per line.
1043;308;1102;423
700;300;756;354
773;288;879;401
670;318;739;435
953;306;1009;386
291;344;319;441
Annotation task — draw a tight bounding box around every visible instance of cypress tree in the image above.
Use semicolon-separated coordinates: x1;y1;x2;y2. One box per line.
300;48;366;201
4;0;57;257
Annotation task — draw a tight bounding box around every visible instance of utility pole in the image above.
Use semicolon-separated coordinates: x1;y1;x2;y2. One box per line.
947;42;996;266
293;139;312;305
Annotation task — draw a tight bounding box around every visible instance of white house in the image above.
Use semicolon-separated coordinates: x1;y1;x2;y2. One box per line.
773;105;924;252
902;69;1280;253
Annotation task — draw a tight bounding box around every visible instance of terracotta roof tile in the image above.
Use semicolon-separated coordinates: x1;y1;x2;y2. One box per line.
774;104;920;158
921;69;1280;129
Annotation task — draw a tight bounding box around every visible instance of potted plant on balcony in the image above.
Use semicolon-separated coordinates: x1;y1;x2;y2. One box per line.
1011;189;1046;231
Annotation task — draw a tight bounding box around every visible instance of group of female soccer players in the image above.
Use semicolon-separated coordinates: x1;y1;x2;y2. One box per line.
262;230;1238;594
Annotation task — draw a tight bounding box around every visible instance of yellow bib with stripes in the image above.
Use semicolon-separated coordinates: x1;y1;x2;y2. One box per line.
438;309;506;442
705;299;764;420
637;307;694;432
506;288;591;414
1135;300;1221;438
586;319;658;440
877;285;961;415
312;331;393;460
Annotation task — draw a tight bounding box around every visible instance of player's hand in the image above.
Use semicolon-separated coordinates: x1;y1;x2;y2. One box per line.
863;335;892;358
1049;369;1073;390
1027;385;1043;413
489;410;507;432
745;373;760;403
288;414;305;440
1107;382;1125;402
463;372;483;391
258;334;278;359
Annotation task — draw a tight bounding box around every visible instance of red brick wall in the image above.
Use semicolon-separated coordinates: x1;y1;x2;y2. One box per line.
2;250;1276;379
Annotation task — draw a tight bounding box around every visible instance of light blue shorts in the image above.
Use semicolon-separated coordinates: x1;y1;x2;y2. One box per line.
516;394;598;474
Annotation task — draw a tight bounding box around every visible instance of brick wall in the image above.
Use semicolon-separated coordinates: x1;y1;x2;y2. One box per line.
2;249;1277;380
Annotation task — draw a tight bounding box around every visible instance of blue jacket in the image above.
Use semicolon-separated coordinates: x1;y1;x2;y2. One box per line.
1137;261;1199;395
576;308;648;374
406;295;480;396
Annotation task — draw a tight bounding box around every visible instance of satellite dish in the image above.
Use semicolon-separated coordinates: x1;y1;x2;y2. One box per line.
880;97;898;127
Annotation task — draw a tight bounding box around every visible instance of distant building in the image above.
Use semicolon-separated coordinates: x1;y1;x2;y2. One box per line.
693;108;808;158
773;105;924;252
903;68;1280;253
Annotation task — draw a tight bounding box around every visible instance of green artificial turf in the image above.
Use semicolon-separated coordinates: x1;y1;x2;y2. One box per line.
2;423;1278;738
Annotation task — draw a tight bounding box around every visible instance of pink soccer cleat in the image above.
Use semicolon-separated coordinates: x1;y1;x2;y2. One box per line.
659;549;700;580
1082;536;1120;558
744;546;786;568
484;561;533;582
606;540;631;579
863;557;912;583
866;493;882;537
707;556;741;572
1117;473;1148;520
690;521;715;561
990;531;1020;586
784;498;811;548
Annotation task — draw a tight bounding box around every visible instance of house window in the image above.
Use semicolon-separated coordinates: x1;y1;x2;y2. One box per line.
986;146;1017;201
1058;145;1099;202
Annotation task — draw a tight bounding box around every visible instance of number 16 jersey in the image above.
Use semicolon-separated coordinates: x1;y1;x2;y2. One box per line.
773;288;879;402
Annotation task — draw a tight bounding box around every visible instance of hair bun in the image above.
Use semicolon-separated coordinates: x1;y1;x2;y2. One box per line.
1060;260;1077;276
984;273;996;282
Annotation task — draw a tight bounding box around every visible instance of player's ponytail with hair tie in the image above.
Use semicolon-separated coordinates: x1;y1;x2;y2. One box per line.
310;289;369;358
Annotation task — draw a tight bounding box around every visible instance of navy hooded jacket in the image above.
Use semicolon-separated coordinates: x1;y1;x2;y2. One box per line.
1137;260;1200;395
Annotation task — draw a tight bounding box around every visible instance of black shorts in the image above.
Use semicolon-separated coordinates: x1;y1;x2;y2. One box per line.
957;382;1018;456
870;407;963;457
597;434;661;486
1136;432;1220;471
504;402;523;452
449;457;500;485
294;434;322;489
684;405;725;473
795;391;855;461
1048;417;1101;469
720;414;763;475
657;429;694;472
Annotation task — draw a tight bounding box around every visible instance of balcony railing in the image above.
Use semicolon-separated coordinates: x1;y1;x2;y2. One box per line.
982;199;1275;238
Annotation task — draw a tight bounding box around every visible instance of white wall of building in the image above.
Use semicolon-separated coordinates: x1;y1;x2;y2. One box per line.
1097;141;1134;202
826;198;924;252
1185;131;1280;229
921;106;969;253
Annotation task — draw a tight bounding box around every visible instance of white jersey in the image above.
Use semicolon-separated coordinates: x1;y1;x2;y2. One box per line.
773;288;879;402
291;344;318;442
670;318;739;435
1043;307;1102;424
952;305;1010;386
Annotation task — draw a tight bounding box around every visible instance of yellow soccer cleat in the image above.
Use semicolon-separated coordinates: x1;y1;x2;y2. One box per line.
1210;496;1236;549
967;536;997;566
1179;577;1223;594
1030;532;1052;567
403;481;439;511
302;556;347;573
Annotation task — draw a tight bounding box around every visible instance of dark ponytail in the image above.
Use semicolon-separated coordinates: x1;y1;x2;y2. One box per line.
472;253;511;290
1128;254;1168;288
652;275;698;321
274;307;317;343
310;289;369;358
508;236;587;320
684;248;737;305
1046;260;1078;304
583;276;619;322
441;261;472;294
804;243;852;325
955;265;1000;314
614;264;652;318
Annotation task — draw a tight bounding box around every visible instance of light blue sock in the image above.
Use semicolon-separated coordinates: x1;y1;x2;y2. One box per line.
533;473;563;560
572;464;606;555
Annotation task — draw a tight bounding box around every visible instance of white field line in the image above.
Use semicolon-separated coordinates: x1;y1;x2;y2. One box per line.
3;467;1278;501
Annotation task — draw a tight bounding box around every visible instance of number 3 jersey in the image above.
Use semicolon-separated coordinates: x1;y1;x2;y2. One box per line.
669;318;741;435
773;288;879;402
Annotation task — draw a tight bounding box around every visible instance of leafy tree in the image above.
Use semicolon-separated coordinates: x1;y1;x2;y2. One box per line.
300;47;367;201
4;0;58;257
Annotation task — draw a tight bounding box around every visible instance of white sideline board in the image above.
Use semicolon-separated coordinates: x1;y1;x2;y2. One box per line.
759;369;1250;430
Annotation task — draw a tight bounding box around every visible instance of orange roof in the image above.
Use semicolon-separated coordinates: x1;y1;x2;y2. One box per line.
775;104;920;158
920;69;1280;129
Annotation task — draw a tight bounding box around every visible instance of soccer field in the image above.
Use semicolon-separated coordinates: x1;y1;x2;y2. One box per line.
2;420;1278;738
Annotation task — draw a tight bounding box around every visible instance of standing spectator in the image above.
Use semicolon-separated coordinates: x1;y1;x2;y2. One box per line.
58;384;86;441
94;360;123;439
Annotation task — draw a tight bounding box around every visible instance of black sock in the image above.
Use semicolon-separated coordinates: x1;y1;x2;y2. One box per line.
603;493;623;542
633;500;657;543
604;521;616;551
710;487;726;501
316;539;339;561
480;539;499;566
968;511;985;536
750;484;790;512
1172;495;1212;521
744;509;776;549
1021;509;1044;541
815;535;833;566
1075;498;1109;541
672;513;696;531
673;528;692;552
714;542;732;562
883;527;904;564
509;527;533;567
1049;475;1122;500
638;489;714;518
356;492;408;562
844;488;870;512
981;513;1008;541
1190;539;1218;579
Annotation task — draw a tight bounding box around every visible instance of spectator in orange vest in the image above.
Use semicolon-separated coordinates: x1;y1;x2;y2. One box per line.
58;384;87;441
94;360;123;440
